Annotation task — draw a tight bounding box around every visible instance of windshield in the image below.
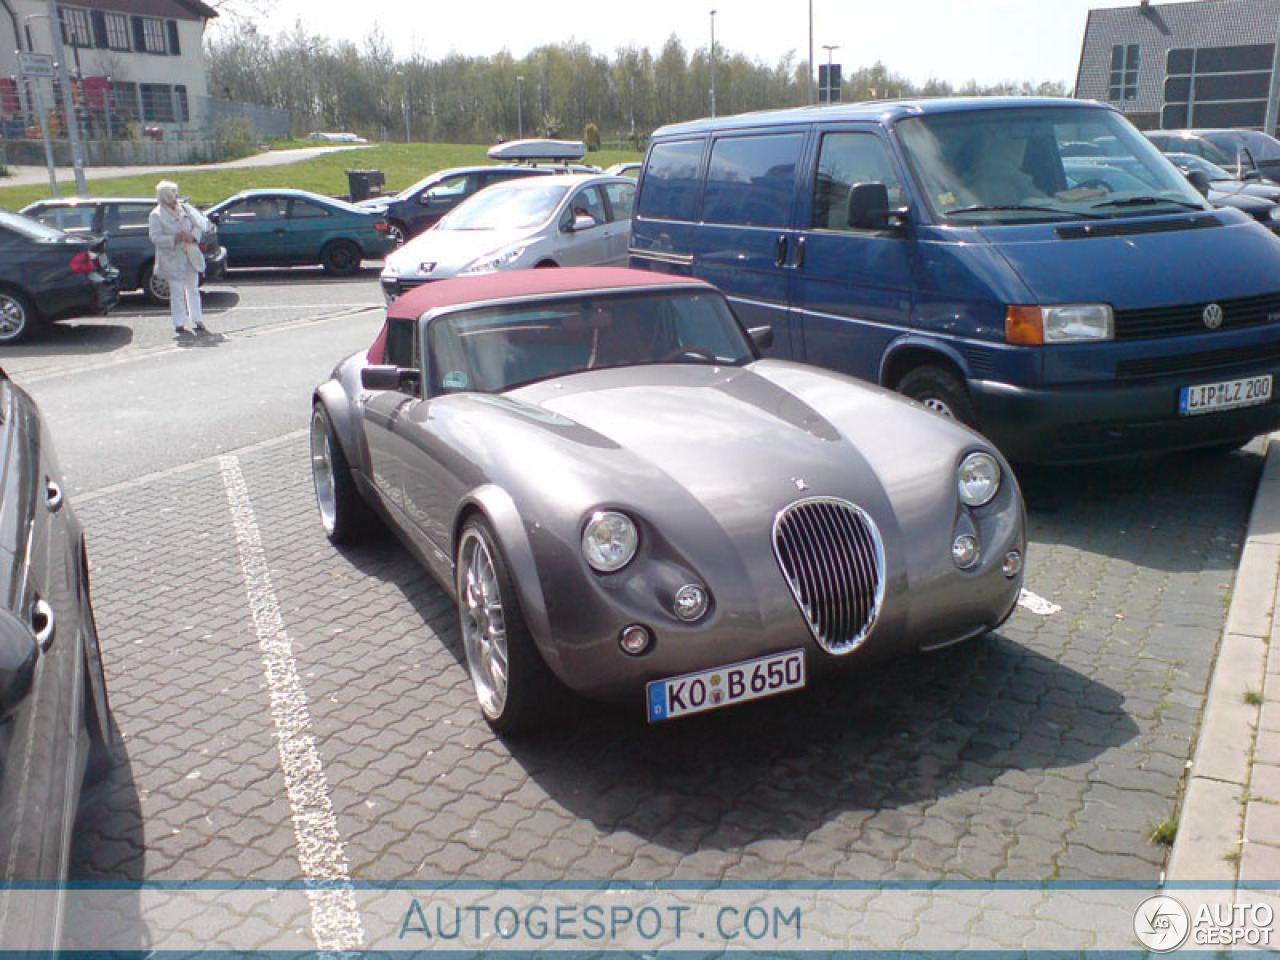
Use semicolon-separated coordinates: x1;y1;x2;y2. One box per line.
896;106;1210;223
438;183;569;231
426;289;753;394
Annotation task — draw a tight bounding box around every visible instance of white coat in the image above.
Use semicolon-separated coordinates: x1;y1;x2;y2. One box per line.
148;201;210;282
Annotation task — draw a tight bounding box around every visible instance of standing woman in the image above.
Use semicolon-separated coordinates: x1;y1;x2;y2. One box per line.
148;180;211;335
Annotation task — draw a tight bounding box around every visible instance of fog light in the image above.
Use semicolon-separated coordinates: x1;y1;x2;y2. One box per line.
673;584;709;622
1003;550;1023;578
619;624;652;656
952;534;980;569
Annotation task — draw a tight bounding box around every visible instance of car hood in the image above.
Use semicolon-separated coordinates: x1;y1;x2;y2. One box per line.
385;226;535;278
965;210;1280;306
450;360;985;536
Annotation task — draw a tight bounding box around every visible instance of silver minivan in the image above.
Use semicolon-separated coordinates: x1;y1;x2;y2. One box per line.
380;173;635;304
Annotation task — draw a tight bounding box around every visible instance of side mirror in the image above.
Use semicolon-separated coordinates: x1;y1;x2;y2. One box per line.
570;214;596;233
207;212;221;225
847;182;891;230
361;364;419;391
748;325;774;351
1185;169;1211;197
0;609;39;720
1243;169;1263;182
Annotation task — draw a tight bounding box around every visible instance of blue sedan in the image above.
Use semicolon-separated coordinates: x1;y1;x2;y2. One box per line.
206;188;396;276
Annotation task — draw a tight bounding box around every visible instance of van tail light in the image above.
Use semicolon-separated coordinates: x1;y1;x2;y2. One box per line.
375;220;390;233
69;250;95;274
1005;306;1044;345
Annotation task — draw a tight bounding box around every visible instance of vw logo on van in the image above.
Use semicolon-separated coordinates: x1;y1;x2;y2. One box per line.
1203;303;1225;330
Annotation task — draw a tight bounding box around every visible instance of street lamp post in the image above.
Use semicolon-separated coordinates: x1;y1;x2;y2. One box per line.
516;75;524;139
709;9;716;118
44;0;86;195
808;0;815;105
822;44;839;103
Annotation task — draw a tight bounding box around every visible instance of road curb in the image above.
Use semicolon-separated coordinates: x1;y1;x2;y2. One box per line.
1166;436;1278;883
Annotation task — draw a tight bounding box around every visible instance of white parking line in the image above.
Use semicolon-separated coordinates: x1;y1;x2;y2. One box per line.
219;455;364;951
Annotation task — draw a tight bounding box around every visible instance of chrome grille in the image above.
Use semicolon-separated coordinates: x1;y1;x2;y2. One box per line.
772;497;884;655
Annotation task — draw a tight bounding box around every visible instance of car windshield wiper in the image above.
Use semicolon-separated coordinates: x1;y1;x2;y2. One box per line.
945;203;1106;220
1091;195;1204;211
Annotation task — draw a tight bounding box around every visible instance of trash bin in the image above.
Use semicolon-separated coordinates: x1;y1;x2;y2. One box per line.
346;169;385;203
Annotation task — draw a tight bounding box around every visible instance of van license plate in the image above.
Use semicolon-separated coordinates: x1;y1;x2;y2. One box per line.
646;649;805;723
1179;375;1272;416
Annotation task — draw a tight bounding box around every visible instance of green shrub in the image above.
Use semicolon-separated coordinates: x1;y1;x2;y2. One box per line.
583;122;601;152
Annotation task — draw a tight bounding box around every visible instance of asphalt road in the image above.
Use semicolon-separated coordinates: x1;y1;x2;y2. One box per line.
4;267;385;494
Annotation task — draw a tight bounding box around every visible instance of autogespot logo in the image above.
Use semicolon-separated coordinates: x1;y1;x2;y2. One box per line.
1134;895;1191;952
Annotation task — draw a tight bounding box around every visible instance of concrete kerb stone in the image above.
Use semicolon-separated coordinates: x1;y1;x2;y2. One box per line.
1166;435;1279;884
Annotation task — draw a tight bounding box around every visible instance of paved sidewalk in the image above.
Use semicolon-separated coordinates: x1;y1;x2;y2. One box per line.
1168;433;1280;883
0;143;370;188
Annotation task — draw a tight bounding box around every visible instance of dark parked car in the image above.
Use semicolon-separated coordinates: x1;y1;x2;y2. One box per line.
0;367;113;951
356;165;555;245
205;188;396;276
0;208;118;344
1147;128;1280;183
311;267;1025;732
19;196;227;305
1165;152;1280;229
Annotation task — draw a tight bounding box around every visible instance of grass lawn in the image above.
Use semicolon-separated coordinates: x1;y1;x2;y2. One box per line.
0;142;644;210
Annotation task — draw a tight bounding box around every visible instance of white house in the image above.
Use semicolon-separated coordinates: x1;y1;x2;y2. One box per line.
0;0;218;138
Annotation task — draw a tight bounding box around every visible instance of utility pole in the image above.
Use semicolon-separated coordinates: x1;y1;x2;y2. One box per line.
709;9;717;118
516;75;524;139
808;0;815;105
45;0;86;195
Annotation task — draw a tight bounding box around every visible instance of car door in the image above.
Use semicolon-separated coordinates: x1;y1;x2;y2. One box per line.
599;181;636;265
791;127;916;382
286;196;339;263
552;184;614;266
102;202;154;288
215;196;290;266
361;315;418;519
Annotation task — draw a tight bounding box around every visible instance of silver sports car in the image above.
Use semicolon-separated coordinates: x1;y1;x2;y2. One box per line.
311;267;1026;732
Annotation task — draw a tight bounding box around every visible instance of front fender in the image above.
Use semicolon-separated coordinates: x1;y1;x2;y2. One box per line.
455;484;559;679
879;334;974;386
313;354;369;476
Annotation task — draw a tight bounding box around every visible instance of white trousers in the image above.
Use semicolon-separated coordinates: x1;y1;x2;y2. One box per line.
170;274;203;330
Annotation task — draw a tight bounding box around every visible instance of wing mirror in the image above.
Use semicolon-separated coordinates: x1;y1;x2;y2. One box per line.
1185;169;1211;197
570;214;597;233
207;211;221;225
0;609;39;720
748;325;774;351
847;182;907;231
361;365;419;391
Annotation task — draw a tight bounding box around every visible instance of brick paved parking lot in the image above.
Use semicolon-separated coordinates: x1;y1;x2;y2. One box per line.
66;429;1262;893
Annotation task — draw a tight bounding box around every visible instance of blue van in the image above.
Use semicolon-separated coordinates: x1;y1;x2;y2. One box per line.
630;97;1280;462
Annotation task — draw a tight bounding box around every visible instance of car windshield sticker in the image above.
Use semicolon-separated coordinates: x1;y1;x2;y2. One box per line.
443;370;469;390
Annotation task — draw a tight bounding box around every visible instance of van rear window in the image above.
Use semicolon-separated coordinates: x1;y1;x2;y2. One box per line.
636;139;704;221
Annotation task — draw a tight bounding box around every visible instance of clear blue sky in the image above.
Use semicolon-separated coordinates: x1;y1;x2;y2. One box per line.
237;0;1220;89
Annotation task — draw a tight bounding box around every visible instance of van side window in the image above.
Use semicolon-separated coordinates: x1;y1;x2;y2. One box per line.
636;139;704;221
812;133;903;231
704;133;804;227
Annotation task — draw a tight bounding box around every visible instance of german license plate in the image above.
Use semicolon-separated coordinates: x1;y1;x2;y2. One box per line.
1179;375;1272;416
646;649;805;723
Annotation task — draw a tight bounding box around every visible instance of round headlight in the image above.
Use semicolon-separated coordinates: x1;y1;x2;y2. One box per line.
582;510;639;572
958;452;1001;507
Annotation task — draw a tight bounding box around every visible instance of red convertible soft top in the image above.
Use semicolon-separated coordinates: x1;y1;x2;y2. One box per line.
369;267;712;363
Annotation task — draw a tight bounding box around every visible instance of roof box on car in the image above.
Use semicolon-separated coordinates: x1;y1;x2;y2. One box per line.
488;139;588;164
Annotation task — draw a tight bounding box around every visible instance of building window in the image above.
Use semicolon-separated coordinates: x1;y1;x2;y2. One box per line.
112;81;139;122
60;6;93;48
134;16;169;54
1109;44;1139;101
104;12;130;51
175;85;188;122
140;83;175;122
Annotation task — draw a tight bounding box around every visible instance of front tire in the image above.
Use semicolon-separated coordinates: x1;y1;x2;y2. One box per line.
456;517;562;734
0;287;36;344
321;239;362;277
897;365;978;428
310;404;378;543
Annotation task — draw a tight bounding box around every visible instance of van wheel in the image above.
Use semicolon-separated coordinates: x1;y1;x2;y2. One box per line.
897;365;978;428
141;264;170;305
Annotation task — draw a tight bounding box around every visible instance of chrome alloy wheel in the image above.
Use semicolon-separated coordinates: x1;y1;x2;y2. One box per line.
310;409;338;535
458;529;509;719
0;293;28;341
